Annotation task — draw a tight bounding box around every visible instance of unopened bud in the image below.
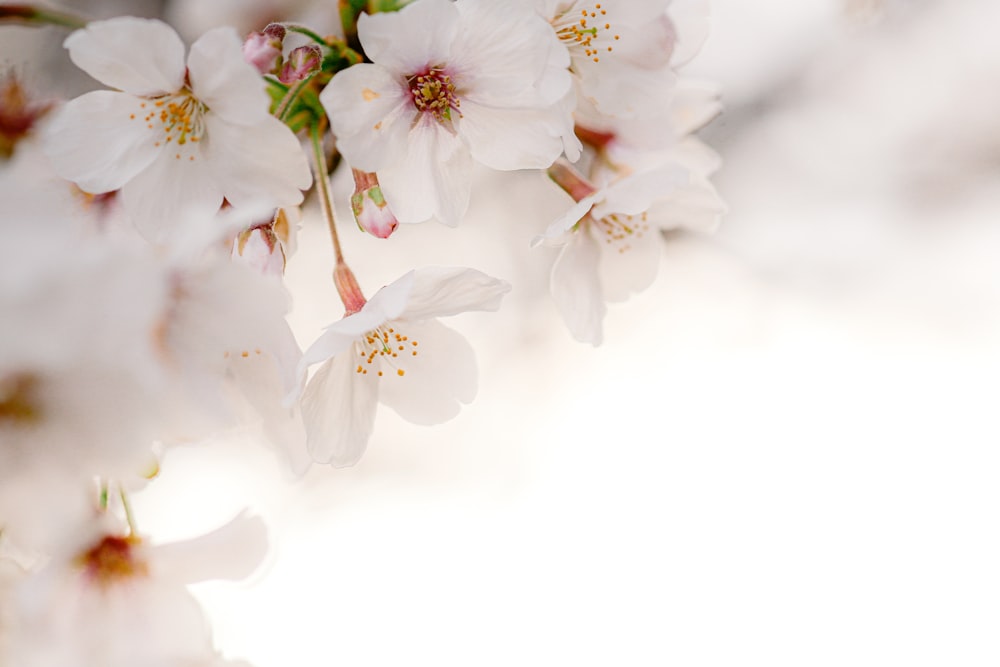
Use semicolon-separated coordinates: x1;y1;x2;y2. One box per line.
350;169;398;239
233;223;285;278
243;24;285;76
278;45;322;84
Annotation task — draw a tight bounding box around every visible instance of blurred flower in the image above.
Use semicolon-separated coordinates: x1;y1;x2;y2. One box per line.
321;0;576;225
297;267;510;466
0;73;50;159
43;17;311;243
1;512;267;667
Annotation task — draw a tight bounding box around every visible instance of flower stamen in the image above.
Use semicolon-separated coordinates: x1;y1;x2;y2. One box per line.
408;68;461;124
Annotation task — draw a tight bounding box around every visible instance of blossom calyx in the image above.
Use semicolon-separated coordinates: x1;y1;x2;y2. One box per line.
350;169;398;238
278;45;322;84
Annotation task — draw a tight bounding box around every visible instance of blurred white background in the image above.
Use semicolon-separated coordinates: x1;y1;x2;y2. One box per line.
6;0;1000;664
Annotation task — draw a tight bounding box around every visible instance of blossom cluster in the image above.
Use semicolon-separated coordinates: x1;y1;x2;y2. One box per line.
0;0;722;664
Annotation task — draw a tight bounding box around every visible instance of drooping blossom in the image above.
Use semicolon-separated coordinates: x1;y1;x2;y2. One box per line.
537;149;724;345
0;512;267;667
43;17;311;242
321;0;578;226
297;267;510;466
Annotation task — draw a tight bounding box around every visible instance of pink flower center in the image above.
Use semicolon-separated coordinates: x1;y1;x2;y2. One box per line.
407;68;461;124
77;535;148;587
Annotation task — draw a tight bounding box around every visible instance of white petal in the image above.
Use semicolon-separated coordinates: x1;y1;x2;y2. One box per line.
298;309;385;378
401;267;511;320
646;180;726;233
321;63;413;173
151;512;269;583
120;145;222;242
595;165;688;218
550;230;605;346
595;223;663;302
378;119;472;225
358;0;458;74
377;319;477;425
64;17;185;96
460;101;567;171
188;26;271;125
43;91;159;193
668;0;712;66
301;353;379;467
204;113;311;210
533;195;598;247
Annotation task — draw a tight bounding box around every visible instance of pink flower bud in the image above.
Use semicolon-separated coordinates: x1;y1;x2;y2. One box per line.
278;45;322;84
232;225;285;278
350;169;398;239
243;25;285;76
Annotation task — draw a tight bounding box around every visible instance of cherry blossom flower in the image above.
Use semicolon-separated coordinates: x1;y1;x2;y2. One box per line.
537;147;724;345
1;512;267;667
320;0;577;226
43;17;311;242
297;267;510;466
531;0;678;119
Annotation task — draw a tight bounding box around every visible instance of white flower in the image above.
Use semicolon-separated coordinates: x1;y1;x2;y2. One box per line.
1;512;267;667
297;267;510;466
531;0;679;119
537;146;725;345
321;0;577;226
43;17;311;242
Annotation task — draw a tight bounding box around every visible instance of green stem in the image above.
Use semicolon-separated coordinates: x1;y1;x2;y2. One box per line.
309;122;344;265
0;4;86;29
99;481;109;510
275;74;314;122
119;488;138;536
284;23;328;46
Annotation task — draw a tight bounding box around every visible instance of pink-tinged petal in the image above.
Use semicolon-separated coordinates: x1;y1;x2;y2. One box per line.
377;319;477;425
301;352;379;466
64;17;185;96
460;101;567;171
150;512;268;583
43;91;159;193
378;119;472;225
400;267;511;320
321;63;413;173
203;113;311;210
550;229;605;346
594;223;663;302
188;26;271;125
358;0;458;74
120;146;221;242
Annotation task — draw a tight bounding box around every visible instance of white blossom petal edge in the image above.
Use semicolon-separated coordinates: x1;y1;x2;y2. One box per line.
44;17;311;242
296;267;511;467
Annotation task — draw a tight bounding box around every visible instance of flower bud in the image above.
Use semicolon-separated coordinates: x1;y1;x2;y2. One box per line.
232;223;285;278
242;24;285;76
350;169;398;238
278;45;322;84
